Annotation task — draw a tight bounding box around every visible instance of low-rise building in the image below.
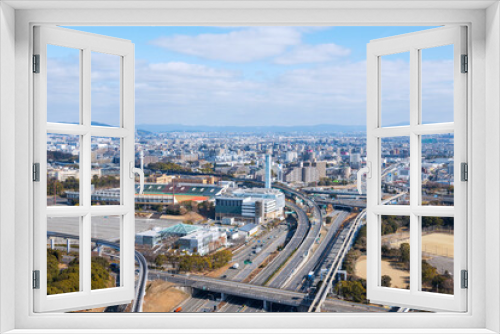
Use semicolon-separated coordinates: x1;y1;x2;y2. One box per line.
177;229;227;255
160;223;201;238
215;187;285;224
135;230;161;247
239;223;259;238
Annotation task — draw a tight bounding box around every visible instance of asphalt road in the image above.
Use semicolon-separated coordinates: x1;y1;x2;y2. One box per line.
267;201;322;288
47;216;182;241
231;227;288;282
250;201;309;286
285;211;348;291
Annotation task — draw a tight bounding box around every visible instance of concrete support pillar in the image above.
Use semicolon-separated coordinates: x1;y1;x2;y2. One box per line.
66;239;71;253
263;300;271;312
221;293;226;301
50;238;55;250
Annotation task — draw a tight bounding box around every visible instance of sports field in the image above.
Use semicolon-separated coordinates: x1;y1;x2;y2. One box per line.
355;256;410;289
383;232;454;258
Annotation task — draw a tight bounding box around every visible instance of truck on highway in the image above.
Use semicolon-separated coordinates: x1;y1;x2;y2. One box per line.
232;263;240;269
307;271;315;281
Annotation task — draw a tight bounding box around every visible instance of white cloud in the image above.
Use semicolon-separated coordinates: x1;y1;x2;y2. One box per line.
47;51;454;127
274;43;351;65
150;27;302;62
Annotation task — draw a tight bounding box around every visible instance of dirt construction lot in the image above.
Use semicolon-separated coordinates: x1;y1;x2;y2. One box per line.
143;280;189;312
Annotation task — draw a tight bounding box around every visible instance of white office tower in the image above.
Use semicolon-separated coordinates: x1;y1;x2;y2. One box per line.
265;155;272;189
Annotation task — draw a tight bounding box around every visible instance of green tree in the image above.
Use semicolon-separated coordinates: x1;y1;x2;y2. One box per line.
400;243;410;268
381;275;392;287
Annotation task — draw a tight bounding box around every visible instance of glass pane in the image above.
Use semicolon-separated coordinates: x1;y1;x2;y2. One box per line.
421;216;454;295
380;215;410;290
380;52;410;127
46;216;80;295
91;137;121;206
381;137;410;205
47;44;80;124
47;133;80;206
421;134;454;206
421;45;454;124
91;215;121;290
91;52;121;127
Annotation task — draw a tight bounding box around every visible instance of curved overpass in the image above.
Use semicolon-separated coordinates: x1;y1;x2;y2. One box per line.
250;200;309;285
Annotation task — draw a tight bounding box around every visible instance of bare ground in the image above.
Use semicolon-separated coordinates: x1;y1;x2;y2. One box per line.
143;280;189;313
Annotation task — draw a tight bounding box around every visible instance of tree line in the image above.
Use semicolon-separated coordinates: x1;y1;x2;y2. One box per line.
47;249;111;295
154;250;232;273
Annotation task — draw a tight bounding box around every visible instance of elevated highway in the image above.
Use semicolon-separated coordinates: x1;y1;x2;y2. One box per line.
150;271;385;312
284;211;349;291
250;201;309;285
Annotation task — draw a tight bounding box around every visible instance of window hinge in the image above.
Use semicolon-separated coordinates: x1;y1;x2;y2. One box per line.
33;54;40;73
461;162;468;181
461;270;468;289
33;270;40;289
461;54;468;73
33;163;40;182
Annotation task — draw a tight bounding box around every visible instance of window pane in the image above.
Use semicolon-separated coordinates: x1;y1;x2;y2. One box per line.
421;134;454;206
381;137;410;205
47;216;80;295
380;52;410;127
91;137;121;206
91;52;121;127
91;215;121;290
421;216;454;295
380;215;410;290
47;133;80;206
421;45;454;124
47;44;80;124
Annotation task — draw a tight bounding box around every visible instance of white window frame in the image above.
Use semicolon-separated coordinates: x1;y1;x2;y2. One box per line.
32;26;136;312
0;1;498;333
366;26;467;312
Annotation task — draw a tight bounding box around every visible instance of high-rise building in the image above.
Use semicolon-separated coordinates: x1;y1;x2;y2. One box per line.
265;155;272;189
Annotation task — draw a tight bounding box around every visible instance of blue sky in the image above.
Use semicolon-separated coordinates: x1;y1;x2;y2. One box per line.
47;26;453;127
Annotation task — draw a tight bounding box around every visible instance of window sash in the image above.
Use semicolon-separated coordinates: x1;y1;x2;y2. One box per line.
366;26;467;312
33;25;136;313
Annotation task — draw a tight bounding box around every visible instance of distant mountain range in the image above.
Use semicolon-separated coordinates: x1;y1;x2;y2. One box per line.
136;123;366;134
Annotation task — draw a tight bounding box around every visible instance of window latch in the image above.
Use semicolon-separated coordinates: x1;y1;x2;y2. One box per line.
356;162;371;195
130;161;144;194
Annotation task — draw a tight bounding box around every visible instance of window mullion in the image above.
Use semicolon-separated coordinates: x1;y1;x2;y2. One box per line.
81;48;92;294
409;47;420;294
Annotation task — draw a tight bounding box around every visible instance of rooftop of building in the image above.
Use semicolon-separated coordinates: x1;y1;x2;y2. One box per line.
179;228;224;240
136;230;161;237
160;223;201;236
135;182;224;196
239;223;259;232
